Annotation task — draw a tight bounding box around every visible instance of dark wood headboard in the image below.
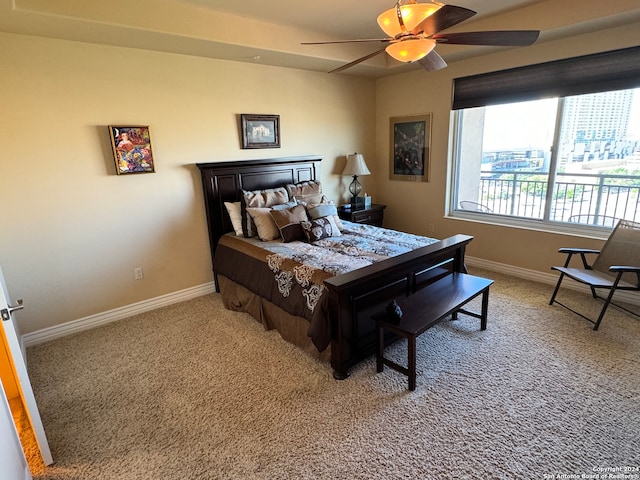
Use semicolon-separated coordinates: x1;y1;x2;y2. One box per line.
197;156;323;261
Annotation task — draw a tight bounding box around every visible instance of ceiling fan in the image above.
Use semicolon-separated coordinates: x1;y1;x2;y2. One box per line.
302;0;540;73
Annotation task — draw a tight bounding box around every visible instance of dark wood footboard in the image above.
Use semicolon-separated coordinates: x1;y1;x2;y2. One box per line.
324;234;473;378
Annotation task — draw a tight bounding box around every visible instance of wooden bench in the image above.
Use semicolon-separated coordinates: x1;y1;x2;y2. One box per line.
375;272;493;391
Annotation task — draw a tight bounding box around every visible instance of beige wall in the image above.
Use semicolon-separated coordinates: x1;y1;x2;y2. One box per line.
2;19;637;337
373;22;640;272
0;33;376;334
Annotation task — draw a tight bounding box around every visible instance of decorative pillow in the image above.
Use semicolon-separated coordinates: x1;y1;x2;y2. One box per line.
305;200;344;231
241;187;289;237
293;192;325;204
301;216;342;243
273;201;298;210
224;201;243;236
294;193;325;206
246;207;280;241
245;202;298;241
286;180;321;200
270;204;308;242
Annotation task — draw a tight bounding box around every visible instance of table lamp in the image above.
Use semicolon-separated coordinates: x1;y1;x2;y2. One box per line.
342;153;371;210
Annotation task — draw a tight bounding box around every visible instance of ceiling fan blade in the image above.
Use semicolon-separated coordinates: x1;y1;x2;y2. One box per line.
411;4;476;37
302;38;391;45
434;30;540;46
417;50;447;72
329;48;387;74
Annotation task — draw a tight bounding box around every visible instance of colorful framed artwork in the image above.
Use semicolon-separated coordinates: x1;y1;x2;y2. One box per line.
240;114;280;149
108;125;155;175
389;114;432;182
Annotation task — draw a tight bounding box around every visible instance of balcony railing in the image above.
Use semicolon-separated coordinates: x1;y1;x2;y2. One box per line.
461;170;640;226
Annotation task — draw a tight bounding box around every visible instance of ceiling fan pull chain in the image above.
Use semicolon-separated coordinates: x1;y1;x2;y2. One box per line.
395;1;407;33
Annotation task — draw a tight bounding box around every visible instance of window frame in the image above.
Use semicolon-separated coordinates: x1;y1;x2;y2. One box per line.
447;47;640;237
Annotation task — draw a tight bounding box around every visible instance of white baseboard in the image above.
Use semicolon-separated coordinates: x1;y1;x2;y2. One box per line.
466;256;558;285
22;257;640;348
466;256;640;307
23;282;216;347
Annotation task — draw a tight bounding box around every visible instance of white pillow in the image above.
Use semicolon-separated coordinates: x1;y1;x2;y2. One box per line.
224;201;243;236
325;215;342;237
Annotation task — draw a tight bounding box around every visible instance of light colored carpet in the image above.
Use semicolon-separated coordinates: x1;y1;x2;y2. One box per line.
27;269;640;479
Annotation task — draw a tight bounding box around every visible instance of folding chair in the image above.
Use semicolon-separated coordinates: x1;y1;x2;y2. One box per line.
549;219;640;330
459;201;492;213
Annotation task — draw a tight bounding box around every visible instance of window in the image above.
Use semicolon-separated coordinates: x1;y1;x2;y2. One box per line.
449;47;640;230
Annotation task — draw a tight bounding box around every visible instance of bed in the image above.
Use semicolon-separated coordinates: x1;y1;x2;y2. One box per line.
197;156;473;379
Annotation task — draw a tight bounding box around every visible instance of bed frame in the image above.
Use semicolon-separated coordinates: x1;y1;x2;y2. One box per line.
197;156;473;379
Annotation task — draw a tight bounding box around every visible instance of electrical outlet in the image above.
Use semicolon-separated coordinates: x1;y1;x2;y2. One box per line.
428;223;435;233
134;267;144;280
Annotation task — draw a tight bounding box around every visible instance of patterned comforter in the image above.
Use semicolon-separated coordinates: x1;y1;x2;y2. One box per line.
215;221;438;351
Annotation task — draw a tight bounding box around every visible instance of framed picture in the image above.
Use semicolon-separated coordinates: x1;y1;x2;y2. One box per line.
108;125;155;175
389;114;432;182
240;114;280;149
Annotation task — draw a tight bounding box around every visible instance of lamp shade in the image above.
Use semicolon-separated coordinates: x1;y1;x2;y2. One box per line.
377;2;442;38
342;153;371;176
385;38;435;62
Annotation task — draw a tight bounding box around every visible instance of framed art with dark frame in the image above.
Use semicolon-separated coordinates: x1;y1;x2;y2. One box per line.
389;114;432;182
108;125;155;175
240;114;280;149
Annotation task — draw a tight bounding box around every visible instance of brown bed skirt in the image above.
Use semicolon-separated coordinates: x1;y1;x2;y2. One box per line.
217;274;332;363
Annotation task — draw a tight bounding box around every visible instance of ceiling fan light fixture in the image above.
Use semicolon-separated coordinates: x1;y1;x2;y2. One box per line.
377;1;443;37
385;38;435;62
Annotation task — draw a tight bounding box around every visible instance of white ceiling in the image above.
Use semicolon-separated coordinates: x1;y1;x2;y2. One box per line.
175;0;540;40
1;0;639;77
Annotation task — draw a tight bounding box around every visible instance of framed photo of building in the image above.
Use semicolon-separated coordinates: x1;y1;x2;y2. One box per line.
240;114;280;149
389;114;432;182
108;125;155;175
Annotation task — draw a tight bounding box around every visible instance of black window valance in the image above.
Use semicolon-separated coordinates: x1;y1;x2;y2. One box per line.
452;46;640;110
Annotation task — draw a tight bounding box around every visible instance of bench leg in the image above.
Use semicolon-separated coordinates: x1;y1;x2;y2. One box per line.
376;324;384;373
480;288;489;330
408;336;417;391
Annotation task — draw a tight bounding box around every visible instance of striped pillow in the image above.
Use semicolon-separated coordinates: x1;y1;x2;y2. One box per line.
240;187;289;237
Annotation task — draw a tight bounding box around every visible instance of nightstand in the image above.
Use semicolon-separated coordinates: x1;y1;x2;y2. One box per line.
338;204;386;227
